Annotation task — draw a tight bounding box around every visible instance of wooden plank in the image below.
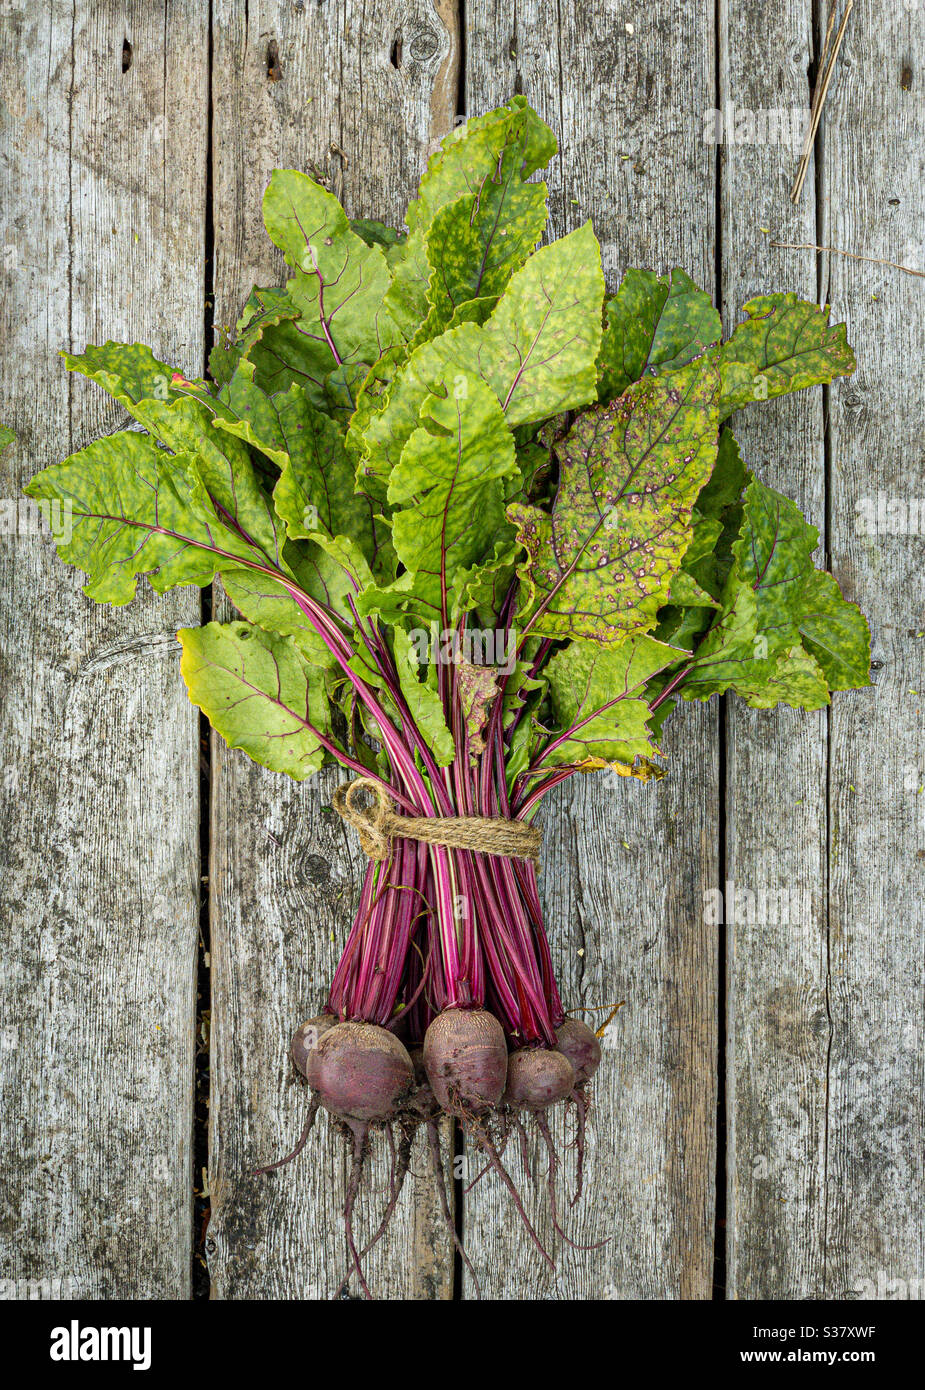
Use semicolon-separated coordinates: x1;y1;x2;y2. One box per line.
718;0;832;1299
207;0;460;1300
819;0;925;1301
462;1;719;1299
0;2;207;1299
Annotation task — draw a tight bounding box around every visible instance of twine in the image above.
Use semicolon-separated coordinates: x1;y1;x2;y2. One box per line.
332;777;542;865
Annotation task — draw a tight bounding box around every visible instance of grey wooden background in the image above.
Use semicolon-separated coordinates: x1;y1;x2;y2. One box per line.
1;0;922;1301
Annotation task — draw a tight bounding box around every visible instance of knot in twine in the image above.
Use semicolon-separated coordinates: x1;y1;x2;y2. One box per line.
332;778;542;865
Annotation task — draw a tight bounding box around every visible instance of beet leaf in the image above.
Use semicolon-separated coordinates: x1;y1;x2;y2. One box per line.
510;357;720;644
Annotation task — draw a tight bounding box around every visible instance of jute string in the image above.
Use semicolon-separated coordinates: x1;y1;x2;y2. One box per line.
332;777;542;865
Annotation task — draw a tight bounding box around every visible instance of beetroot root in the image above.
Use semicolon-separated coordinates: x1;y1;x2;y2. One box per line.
423;1008;508;1115
504;1047;575;1110
311;1020;414;1124
291;1014;337;1079
555;1018;602;1085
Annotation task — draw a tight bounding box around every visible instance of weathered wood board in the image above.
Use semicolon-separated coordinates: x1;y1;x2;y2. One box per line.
820;0;925;1301
462;0;720;1299
718;0;832;1299
719;0;925;1301
0;2;207;1299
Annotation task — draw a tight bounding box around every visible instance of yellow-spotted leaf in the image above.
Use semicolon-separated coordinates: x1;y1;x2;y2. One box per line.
719;293;855;418
542;633;684;767
178;621;332;779
511;357;720;644
25;432;279;605
359;223;604;494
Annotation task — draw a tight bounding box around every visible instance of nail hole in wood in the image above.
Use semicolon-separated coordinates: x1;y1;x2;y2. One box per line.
267;39;283;82
901;64;913;90
390;36;403;68
122;38;133;73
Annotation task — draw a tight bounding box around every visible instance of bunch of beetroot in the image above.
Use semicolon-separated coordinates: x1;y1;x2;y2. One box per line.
281;853;603;1294
27;92;868;1298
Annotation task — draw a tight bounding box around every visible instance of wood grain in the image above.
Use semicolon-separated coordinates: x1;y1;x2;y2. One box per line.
461;0;720;1300
207;0;460;1300
718;0;832;1299
0;1;207;1298
818;0;925;1301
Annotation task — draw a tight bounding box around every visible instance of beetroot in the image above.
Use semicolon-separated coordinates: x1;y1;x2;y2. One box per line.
290;1013;336;1079
311;1020;414;1124
504;1047;575;1109
423;1008;508;1115
555;1018;602;1085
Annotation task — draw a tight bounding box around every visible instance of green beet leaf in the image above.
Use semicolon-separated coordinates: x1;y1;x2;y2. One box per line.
695;425;748;518
409;98;556;232
485;222;604;421
218;568;335;669
542;633;684;767
178;621;332;779
668;570;719;609
62;343;285;564
728;478;819;632
357;321;485;496
421;101;556;333
207;359;380;563
359;222;605;493
208;286;303;389
272;405;376;555
681;475;870;707
387;376;518;624
459;532;521;627
653;601;715;654
681;478;818;700
719;292;855;418
598;267;721;402
350;218;406;251
233;316;333;407
728;640;830;711
384;97;556;343
25;431;283;605
511;357;720;644
263;169;402;372
796;568;872;692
